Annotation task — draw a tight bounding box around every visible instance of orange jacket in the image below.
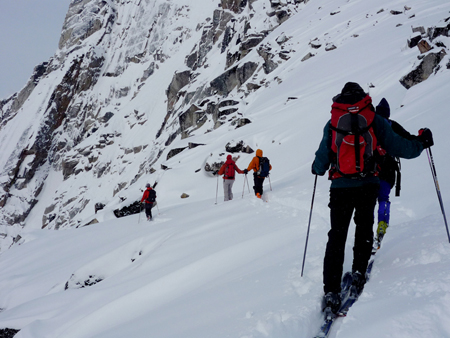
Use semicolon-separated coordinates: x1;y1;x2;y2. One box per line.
141;187;156;203
218;155;244;180
247;149;272;173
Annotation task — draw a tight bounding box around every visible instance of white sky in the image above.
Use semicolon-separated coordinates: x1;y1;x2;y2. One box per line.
0;0;72;100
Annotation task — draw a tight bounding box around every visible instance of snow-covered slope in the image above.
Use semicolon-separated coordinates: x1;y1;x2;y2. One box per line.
0;0;450;337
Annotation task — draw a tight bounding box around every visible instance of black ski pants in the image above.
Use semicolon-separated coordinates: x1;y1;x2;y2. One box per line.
323;184;379;294
144;202;154;219
253;174;265;195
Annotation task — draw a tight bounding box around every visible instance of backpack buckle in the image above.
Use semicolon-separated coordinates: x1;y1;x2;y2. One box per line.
348;106;360;113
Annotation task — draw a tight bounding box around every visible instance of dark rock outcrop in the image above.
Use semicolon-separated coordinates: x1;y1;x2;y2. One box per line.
400;49;447;89
0;328;19;338
113;201;141;218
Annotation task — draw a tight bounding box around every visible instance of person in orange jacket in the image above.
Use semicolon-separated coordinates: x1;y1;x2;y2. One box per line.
141;183;156;221
243;149;272;198
217;154;244;201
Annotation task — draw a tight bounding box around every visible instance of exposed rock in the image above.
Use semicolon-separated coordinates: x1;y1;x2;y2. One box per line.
166;70;192;110
408;35;422;48
220;0;248;14
181;193;190;198
390;10;403;15
179;104;207;139
0;328;19;338
62;159;80;180
412;26;426;35
225;140;254;153
236;118;252;128
427;24;450;41
186;10;233;71
275;10;290;24
400;49;447;89
94;203;105;213
100;112;114;123
84;218;99;226
141;62;156;81
0;62;49;126
417;39;433;54
210;61;258;95
113;201;141;218
188;142;206;149
59;0;115;49
167;147;187;160
301;52;315;61
113;182;127;197
258;46;279;74
65;273;104;290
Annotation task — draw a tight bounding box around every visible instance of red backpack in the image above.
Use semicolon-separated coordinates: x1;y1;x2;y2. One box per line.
329;95;377;179
224;163;235;179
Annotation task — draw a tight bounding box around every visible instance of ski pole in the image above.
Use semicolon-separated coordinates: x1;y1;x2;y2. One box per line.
242;174;246;198
215;174;219;205
245;174;251;193
268;175;272;191
138;203;142;224
301;175;318;277
426;148;450;243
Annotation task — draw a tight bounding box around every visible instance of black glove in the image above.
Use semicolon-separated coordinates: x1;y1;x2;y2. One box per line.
243;169;248;174
418;128;434;149
213;170;218;175
311;161;324;176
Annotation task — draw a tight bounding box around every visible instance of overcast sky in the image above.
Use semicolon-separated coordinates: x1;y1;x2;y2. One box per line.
0;0;72;100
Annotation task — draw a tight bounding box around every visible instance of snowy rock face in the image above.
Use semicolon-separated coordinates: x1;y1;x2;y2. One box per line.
0;0;299;249
0;0;449;251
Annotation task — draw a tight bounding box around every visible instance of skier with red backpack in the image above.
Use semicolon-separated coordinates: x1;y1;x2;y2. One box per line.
141;183;157;221
311;82;433;316
217;155;244;201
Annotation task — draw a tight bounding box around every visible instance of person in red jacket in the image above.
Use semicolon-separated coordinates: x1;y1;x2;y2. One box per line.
141;183;156;221
217;155;244;201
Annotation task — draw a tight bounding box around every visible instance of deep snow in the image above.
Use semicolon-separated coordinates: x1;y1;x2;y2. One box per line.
1;0;450;337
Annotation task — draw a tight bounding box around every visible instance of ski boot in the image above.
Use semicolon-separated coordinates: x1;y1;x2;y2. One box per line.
375;221;389;249
322;292;341;319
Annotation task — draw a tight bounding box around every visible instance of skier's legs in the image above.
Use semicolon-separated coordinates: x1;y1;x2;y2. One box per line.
377;180;391;224
253;174;265;196
324;187;354;294
223;180;234;201
145;203;153;219
352;184;379;274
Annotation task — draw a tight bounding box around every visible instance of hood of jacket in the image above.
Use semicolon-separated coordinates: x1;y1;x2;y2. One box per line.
256;149;263;157
225;155;234;164
376;97;390;119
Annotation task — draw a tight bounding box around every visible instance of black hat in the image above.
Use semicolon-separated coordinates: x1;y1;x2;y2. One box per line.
376;98;390;119
333;82;367;104
341;82;366;96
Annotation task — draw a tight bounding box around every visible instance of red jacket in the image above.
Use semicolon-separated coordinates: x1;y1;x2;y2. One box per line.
218;155;243;180
141;187;156;203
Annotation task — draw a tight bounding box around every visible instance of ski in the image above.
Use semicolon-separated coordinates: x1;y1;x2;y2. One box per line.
313;241;380;338
313;272;353;338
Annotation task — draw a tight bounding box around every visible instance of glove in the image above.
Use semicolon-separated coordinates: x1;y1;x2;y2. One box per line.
418;128;434;149
243;169;248;174
311;161;323;176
